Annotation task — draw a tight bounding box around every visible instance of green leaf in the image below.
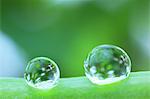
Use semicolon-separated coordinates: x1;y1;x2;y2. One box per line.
0;71;150;99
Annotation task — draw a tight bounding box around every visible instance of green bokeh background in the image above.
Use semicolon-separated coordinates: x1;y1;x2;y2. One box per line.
1;0;150;77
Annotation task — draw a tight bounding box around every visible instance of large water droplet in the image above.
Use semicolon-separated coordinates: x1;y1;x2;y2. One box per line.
84;45;131;85
24;57;60;89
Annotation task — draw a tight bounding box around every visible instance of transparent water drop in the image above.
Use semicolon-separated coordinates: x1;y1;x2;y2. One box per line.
84;45;131;85
24;57;60;89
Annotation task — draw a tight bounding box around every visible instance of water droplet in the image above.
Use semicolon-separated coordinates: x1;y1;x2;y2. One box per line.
24;57;60;89
84;45;131;85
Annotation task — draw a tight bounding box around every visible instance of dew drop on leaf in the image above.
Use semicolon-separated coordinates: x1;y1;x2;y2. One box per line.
84;45;131;85
24;57;60;89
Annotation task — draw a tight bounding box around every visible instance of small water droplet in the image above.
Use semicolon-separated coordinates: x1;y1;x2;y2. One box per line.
84;45;131;85
24;57;60;89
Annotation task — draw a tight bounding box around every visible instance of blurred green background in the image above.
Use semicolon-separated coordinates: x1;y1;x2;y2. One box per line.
0;0;150;78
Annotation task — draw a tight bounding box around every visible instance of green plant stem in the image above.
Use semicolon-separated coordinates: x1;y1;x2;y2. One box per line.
0;71;150;99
